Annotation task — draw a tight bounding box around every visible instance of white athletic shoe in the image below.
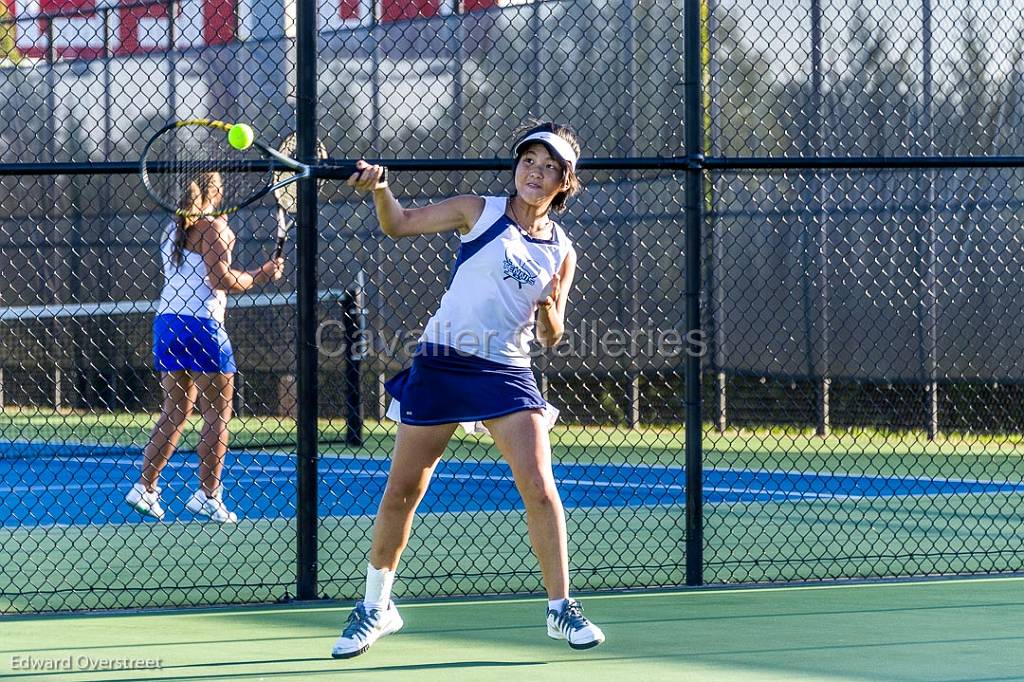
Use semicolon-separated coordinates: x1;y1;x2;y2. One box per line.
125;483;165;520
547;599;606;649
331;601;404;659
185;489;238;523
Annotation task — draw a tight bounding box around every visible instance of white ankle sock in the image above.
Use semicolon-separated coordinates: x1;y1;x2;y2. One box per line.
548;598;568;612
364;564;395;610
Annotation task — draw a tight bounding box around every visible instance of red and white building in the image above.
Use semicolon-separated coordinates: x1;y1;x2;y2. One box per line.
4;0;505;61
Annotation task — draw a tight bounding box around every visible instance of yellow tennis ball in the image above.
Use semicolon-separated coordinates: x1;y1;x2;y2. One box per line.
227;123;254;150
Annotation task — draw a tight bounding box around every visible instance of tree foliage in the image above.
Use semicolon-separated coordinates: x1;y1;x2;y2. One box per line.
0;2;19;65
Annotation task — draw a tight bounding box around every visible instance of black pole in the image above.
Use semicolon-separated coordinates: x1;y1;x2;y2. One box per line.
344;275;365;447
810;0;831;436
921;0;939;439
102;8;112;161
683;0;704;587
166;1;179;124
44;16;62;410
620;0;640;428
295;0;319;601
529;1;541;115
450;13;465;158
705;0;727;433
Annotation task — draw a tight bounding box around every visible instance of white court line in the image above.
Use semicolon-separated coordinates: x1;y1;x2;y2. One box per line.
45;454;1024;493
5;458;1007;503
702;464;1024;489
0;288;350;321
4;457;691;495
49;448;1021;491
18;444;1024;491
2;481;114;494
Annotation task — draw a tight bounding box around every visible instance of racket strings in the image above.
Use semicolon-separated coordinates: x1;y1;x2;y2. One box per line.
144;124;274;216
273;134;300;214
272;134;326;216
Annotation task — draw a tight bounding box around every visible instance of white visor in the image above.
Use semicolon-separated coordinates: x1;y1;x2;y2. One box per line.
514;132;578;170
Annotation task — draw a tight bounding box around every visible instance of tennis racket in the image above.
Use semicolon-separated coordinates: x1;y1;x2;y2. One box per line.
271;133;327;258
140;119;348;218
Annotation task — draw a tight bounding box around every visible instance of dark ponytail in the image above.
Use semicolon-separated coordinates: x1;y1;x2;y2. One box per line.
171;172;221;266
171;216;189;267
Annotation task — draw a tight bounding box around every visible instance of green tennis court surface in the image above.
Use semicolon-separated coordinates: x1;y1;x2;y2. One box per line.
4;407;1024;612
2;578;1023;681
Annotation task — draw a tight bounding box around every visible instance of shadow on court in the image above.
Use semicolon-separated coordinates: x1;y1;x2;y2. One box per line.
132;659;545;681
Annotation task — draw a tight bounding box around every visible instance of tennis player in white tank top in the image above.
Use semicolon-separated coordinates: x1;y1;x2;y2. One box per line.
125;172;284;524
331;123;605;659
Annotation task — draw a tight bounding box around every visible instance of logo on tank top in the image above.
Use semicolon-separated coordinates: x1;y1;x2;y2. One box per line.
502;252;539;289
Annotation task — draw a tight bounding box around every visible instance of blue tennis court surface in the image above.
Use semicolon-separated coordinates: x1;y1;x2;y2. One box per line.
3;442;1023;528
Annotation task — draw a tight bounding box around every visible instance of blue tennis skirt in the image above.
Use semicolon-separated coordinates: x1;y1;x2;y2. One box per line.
153;314;237;374
384;343;546;426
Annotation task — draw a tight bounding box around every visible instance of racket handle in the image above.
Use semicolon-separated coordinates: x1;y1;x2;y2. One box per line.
273;205;289;259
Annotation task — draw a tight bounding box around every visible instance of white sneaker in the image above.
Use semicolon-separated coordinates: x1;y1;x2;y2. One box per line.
331;601;404;659
185;489;238;523
125;483;165;520
547;599;605;649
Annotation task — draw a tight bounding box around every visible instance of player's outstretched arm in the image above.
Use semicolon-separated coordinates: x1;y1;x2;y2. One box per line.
346;160;483;238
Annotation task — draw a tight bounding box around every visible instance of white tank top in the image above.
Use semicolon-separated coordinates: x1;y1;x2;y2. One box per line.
419;196;575;368
156;222;227;323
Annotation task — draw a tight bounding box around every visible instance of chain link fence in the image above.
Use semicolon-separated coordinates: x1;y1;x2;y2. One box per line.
2;0;1024;613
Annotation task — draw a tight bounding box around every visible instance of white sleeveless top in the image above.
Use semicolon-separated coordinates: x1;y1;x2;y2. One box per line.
419;196;575;368
155;222;227;323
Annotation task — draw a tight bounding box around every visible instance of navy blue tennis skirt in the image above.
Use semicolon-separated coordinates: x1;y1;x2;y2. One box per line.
384;343;545;425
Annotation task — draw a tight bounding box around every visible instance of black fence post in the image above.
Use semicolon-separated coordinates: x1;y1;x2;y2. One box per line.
166;0;178;121
295;0;319;601
705;1;727;434
344;276;365;447
809;0;832;437
684;0;705;587
921;0;940;440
